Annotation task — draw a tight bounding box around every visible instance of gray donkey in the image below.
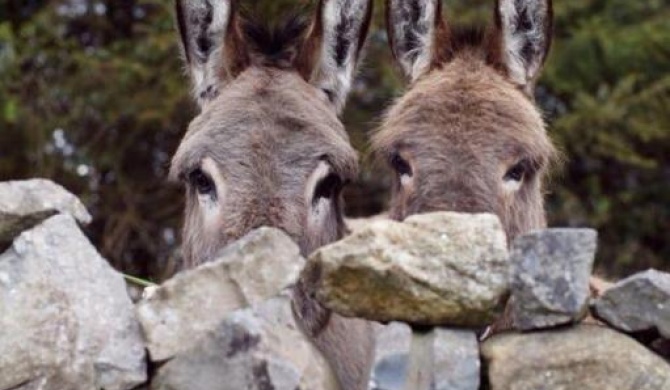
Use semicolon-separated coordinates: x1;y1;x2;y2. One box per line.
170;0;375;388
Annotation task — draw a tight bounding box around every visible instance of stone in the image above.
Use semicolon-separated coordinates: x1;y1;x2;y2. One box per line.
151;291;339;390
137;227;305;361
510;228;597;330
346;214;387;233
369;322;412;390
0;179;91;245
592;269;670;339
0;214;146;390
369;324;479;390
430;328;480;390
404;328;480;390
308;212;509;326
481;325;670;390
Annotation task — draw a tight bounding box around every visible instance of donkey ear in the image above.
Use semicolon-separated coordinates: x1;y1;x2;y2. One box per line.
494;0;553;92
386;0;448;83
297;0;373;114
175;0;247;108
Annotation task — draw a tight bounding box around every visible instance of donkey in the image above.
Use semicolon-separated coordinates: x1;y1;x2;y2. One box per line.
375;0;557;242
169;0;375;388
375;0;611;313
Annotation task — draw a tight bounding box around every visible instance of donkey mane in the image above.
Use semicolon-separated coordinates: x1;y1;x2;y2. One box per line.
240;13;310;67
447;25;489;52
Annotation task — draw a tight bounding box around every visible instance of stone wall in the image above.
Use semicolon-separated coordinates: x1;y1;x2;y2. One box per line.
1;179;668;390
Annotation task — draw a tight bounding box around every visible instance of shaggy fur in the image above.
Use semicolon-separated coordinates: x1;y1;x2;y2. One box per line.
171;1;375;388
375;0;557;243
170;68;358;264
373;52;557;241
376;0;596;334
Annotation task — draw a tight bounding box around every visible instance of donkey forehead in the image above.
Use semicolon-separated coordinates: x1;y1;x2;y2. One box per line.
170;68;358;180
377;60;553;162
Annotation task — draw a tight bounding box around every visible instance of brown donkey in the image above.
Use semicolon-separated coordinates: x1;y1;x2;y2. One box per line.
170;0;374;388
374;0;557;242
376;0;611;309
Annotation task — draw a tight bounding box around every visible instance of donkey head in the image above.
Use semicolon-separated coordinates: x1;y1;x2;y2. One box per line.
374;0;557;240
171;0;372;267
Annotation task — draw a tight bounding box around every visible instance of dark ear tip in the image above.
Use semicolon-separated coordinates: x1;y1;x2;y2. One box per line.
174;0;191;64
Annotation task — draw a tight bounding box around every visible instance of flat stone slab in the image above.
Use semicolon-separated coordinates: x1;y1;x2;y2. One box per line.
308;212;510;326
151;291;339;390
481;325;670;390
0;215;146;390
137;227;305;361
510;228;597;330
592;269;670;339
0;179;91;245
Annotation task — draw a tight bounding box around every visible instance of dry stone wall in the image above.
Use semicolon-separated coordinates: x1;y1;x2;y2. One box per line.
1;179;669;390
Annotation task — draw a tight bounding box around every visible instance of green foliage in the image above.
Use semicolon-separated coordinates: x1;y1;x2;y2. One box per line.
1;0;191;279
543;0;670;276
1;0;667;279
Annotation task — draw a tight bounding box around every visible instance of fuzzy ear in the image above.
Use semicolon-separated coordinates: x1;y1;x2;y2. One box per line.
386;0;448;83
494;0;553;92
175;0;247;108
297;0;373;114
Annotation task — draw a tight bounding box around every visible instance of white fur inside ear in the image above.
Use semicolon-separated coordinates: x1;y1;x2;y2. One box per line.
392;0;438;82
183;0;231;108
311;0;370;113
498;0;549;87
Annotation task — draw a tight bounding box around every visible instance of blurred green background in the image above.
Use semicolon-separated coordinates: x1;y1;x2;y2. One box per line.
1;0;668;281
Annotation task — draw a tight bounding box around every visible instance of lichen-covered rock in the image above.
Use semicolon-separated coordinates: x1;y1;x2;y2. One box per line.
592;269;670;339
481;325;670;390
0;179;91;245
137;227;305;361
510;228;597;330
0;214;146;390
151;291;338;390
307;212;509;326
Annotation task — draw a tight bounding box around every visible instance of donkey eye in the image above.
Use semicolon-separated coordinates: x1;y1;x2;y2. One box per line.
504;160;529;182
391;153;413;177
189;168;215;195
313;173;342;203
321;88;336;103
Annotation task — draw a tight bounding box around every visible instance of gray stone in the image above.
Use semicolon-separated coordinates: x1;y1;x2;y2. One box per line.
151;291;339;390
137;227;305;361
308;212;509;326
592;269;670;339
369;322;412;390
0;179;91;245
0;214;146;390
431;328;480;390
370;323;480;390
481;325;670;390
404;328;480;390
510;228;597;330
